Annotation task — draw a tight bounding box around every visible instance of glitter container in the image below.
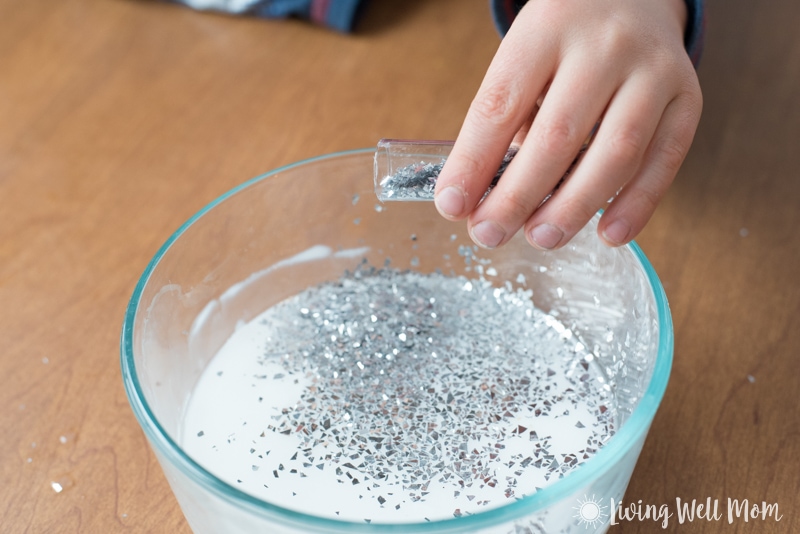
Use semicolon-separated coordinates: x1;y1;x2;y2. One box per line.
374;137;589;203
122;149;672;533
374;139;516;202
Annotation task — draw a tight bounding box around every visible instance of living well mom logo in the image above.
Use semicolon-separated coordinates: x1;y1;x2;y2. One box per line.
573;495;783;529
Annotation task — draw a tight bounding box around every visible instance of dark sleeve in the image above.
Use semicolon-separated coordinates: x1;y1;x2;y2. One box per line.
170;0;366;33
683;0;706;65
490;0;706;66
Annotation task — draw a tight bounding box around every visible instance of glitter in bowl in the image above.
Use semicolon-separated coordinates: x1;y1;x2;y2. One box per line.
182;265;616;524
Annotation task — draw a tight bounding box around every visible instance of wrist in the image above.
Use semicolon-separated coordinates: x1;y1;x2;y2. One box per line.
669;0;688;31
665;0;691;54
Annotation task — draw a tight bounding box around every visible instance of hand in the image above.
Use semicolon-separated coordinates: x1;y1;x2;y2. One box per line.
434;0;702;249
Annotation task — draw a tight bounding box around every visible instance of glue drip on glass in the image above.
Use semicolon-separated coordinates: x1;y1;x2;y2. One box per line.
374;138;589;203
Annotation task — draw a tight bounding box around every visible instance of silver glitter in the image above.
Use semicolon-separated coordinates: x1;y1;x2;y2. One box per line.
186;265;618;522
376;136;591;203
377;149;517;201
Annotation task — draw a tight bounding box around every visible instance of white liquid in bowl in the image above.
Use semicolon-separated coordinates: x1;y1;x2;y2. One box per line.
181;267;616;524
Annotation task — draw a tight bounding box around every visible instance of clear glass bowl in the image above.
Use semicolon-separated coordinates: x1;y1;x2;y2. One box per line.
121;149;672;533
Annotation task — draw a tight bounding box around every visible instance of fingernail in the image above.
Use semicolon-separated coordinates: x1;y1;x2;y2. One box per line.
435;186;465;218
470;220;506;249
530;223;564;250
602;219;631;246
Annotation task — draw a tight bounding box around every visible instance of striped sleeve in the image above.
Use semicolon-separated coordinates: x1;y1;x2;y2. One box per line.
306;0;364;32
170;0;365;33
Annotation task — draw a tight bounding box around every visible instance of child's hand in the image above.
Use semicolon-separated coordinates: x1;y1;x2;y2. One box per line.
434;0;702;249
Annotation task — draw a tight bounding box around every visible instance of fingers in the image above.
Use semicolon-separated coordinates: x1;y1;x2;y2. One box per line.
510;104;540;148
522;76;671;249
433;15;557;221
465;56;620;249
435;0;701;251
598;87;702;246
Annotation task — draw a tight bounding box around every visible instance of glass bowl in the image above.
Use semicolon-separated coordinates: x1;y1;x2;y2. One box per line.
121;149;672;533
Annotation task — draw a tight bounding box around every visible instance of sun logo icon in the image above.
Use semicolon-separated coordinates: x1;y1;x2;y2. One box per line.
573;494;608;529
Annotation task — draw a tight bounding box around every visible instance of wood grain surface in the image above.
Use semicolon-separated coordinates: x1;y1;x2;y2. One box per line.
1;0;798;532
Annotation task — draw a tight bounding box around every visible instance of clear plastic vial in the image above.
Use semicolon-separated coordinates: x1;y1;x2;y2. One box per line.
375;134;592;203
374;139;518;202
373;139;456;202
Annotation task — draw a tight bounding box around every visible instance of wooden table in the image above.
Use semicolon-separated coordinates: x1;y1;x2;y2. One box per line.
2;0;798;531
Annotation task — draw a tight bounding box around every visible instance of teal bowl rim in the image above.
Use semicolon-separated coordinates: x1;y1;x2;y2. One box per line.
121;148;673;532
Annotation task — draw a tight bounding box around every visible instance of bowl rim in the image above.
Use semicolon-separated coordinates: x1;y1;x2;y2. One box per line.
121;148;673;532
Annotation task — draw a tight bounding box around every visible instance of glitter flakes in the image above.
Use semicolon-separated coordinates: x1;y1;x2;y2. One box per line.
377;149;517;201
184;266;616;523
